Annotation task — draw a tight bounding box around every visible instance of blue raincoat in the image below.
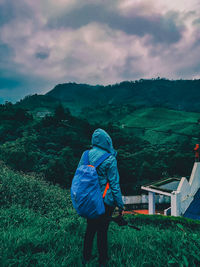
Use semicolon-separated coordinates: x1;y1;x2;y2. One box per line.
78;128;124;210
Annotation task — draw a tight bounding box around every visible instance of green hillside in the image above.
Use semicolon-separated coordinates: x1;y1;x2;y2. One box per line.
45;79;200;112
17;79;200;117
0;101;197;195
121;108;200;129
15;79;200;146
120;107;200;144
1;163;200;266
80;106;200;145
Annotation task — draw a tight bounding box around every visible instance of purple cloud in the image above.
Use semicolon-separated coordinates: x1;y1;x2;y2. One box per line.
0;0;200;102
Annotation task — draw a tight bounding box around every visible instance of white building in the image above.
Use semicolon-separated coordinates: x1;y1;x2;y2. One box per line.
141;162;200;217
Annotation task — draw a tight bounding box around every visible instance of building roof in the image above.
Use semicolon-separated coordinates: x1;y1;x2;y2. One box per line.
141;177;181;196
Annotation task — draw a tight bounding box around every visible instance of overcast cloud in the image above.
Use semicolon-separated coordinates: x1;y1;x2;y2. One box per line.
0;0;200;102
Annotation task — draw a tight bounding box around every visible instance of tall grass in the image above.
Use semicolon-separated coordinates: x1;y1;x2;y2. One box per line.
0;163;200;266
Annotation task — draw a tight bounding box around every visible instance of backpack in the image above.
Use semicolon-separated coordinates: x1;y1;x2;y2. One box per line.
71;150;111;219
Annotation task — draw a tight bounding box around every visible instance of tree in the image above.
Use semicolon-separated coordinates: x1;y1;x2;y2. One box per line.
54;104;67;121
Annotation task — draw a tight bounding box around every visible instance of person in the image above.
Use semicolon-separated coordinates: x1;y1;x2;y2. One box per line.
78;128;124;266
194;144;199;162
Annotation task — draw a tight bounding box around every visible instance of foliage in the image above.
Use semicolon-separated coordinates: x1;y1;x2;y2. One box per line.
0;102;33;143
0;103;93;188
1;80;200;265
46;79;200;112
0;163;72;216
0;164;200;266
0;100;198;194
0;134;39;172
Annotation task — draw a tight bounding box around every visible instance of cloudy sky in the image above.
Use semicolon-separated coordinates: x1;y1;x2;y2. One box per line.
0;0;200;102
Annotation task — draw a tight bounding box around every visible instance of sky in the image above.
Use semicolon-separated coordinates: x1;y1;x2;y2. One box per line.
0;0;200;102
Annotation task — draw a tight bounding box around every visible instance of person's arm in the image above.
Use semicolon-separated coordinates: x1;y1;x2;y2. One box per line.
106;156;124;210
77;152;84;168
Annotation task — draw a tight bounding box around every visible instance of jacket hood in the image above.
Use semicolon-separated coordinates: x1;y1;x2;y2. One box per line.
91;128;117;156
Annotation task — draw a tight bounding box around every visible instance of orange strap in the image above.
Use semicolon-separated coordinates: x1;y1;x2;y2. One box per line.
88;165;94;168
103;183;109;198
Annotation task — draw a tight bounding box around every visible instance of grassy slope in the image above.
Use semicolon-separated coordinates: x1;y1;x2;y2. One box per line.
0;164;200;266
81;106;200;144
120;108;200;144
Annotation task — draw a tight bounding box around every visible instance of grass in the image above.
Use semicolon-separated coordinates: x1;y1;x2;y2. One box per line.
79;106;200;144
120;107;200;144
121;108;200;128
0;163;200;266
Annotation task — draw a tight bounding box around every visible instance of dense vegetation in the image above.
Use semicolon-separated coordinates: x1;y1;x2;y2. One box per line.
0;100;197;195
45;79;200;112
0;102;92;188
1;79;200;265
1;164;200;266
0;79;199;194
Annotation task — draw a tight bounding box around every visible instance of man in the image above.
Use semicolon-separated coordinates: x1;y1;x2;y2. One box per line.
78;128;124;266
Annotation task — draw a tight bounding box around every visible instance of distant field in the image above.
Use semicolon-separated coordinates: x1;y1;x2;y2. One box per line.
120;108;200;144
80;106;200;144
17;102;200;145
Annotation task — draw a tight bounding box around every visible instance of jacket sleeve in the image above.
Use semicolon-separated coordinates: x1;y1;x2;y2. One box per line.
77;153;84;168
106;156;124;210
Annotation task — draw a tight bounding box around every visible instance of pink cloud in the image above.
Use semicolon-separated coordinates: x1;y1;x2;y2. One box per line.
0;0;200;99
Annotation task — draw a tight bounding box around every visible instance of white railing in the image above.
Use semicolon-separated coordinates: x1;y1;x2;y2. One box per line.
122;194;170;205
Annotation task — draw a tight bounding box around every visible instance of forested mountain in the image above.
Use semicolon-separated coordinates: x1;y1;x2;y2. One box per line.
46;79;200;112
17;79;200;117
1;79;199;195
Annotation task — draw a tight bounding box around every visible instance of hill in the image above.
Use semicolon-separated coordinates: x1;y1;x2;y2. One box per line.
0;101;197;195
80;106;200;145
46;79;200;112
16;79;200;146
16;79;200;117
15;94;61;118
120;107;200;144
1;163;200;266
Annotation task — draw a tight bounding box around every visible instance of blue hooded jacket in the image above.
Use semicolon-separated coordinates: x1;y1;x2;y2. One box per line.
78;128;124;210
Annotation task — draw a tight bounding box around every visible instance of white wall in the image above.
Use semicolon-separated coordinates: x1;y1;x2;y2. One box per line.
177;177;193;215
189;163;200;195
176;163;200;215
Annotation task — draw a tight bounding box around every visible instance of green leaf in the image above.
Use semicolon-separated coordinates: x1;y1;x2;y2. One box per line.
177;223;185;231
182;255;189;267
168;258;177;264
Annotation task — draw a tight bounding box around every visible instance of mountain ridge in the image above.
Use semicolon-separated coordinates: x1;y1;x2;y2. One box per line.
45;79;200;112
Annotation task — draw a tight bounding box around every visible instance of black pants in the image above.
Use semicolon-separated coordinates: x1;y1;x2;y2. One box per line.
83;204;114;264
